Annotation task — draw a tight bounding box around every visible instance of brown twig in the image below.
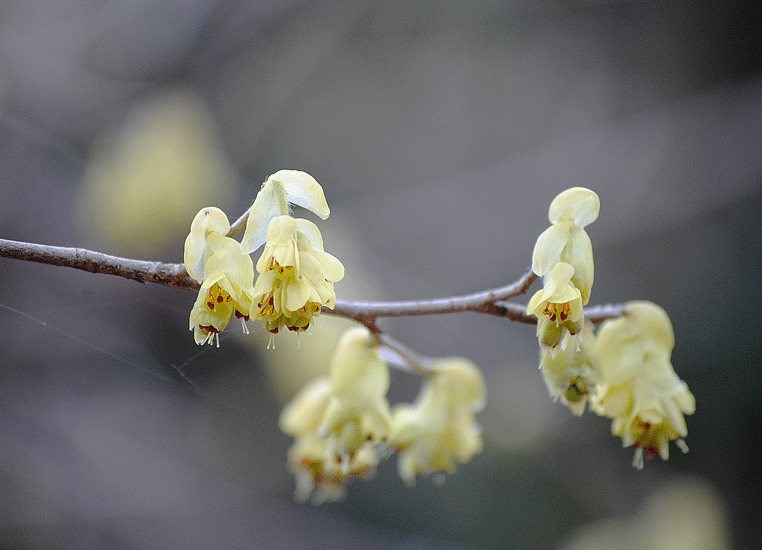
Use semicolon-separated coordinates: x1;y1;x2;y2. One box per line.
0;237;621;327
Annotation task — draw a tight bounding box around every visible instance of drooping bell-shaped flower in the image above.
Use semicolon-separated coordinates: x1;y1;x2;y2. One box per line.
389;358;486;486
538;321;599;416
279;377;376;504
590;301;695;469
317;327;392;443
186;229;256;346
527;262;585;350
278;328;390;503
253;216;344;333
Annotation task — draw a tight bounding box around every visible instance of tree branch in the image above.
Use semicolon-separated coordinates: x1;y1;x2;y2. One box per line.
0;238;197;290
0;237;622;326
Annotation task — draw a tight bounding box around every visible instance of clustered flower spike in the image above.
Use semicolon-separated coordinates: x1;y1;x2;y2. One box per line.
278;329;488;500
180;178;696;506
527;187;601;413
182;170;342;345
526;188;694;468
590;301;695;469
279;327;391;504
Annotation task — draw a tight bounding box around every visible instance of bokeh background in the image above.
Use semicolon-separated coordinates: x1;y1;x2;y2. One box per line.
1;1;760;549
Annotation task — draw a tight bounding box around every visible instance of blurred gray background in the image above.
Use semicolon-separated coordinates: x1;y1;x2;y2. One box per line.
1;1;760;549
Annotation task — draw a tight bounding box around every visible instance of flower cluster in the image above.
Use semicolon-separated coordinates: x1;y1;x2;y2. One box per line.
279;327;391;503
252;216;344;334
279;329;487;500
590;301;695;469
527;189;695;467
183;170;343;345
242;170;344;335
527;187;600;412
184;207;256;346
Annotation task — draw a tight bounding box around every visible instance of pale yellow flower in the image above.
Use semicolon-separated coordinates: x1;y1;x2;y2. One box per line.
278;329;389;502
253;216;344;333
390;358;486;486
279;377;375;503
318;327;391;443
186;231;256;346
539;321;599;416
527;262;584;350
590;301;695;468
532;187;599;304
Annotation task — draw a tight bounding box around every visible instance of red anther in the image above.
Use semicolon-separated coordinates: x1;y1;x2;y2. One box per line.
559;303;568;321
207;301;215;310
217;295;224;303
645;446;659;458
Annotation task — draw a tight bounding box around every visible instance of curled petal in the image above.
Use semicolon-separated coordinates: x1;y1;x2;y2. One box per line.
241;170;330;254
283;278;311;312
301;247;345;283
271;170;330;220
532;223;571;277
279;377;332;436
328;328;389;399
295;218;325;250
241;182;283;254
532;222;594;295
548;187;600;227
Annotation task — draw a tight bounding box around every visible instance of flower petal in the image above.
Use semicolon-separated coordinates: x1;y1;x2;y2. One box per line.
548;187;600;227
271;170;330;220
240;181;283;254
532;223;572;276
